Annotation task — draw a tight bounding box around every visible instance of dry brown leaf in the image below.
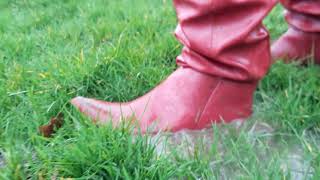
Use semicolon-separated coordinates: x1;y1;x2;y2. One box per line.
39;113;64;138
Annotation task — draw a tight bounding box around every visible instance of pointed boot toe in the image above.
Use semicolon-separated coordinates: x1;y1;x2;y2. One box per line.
71;68;257;133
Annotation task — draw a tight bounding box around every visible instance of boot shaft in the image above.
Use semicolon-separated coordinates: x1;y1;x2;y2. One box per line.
173;0;277;81
280;0;320;32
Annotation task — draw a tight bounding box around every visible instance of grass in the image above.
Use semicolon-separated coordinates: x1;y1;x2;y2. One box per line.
0;0;319;179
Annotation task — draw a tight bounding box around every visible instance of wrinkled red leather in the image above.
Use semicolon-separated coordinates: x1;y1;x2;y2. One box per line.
281;0;320;32
71;0;275;133
272;27;320;63
174;0;276;81
272;0;320;62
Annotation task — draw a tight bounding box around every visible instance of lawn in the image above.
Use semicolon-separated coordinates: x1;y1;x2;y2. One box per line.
0;0;319;179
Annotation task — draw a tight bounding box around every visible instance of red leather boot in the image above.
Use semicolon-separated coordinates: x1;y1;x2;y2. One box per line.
71;0;276;133
272;0;320;63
